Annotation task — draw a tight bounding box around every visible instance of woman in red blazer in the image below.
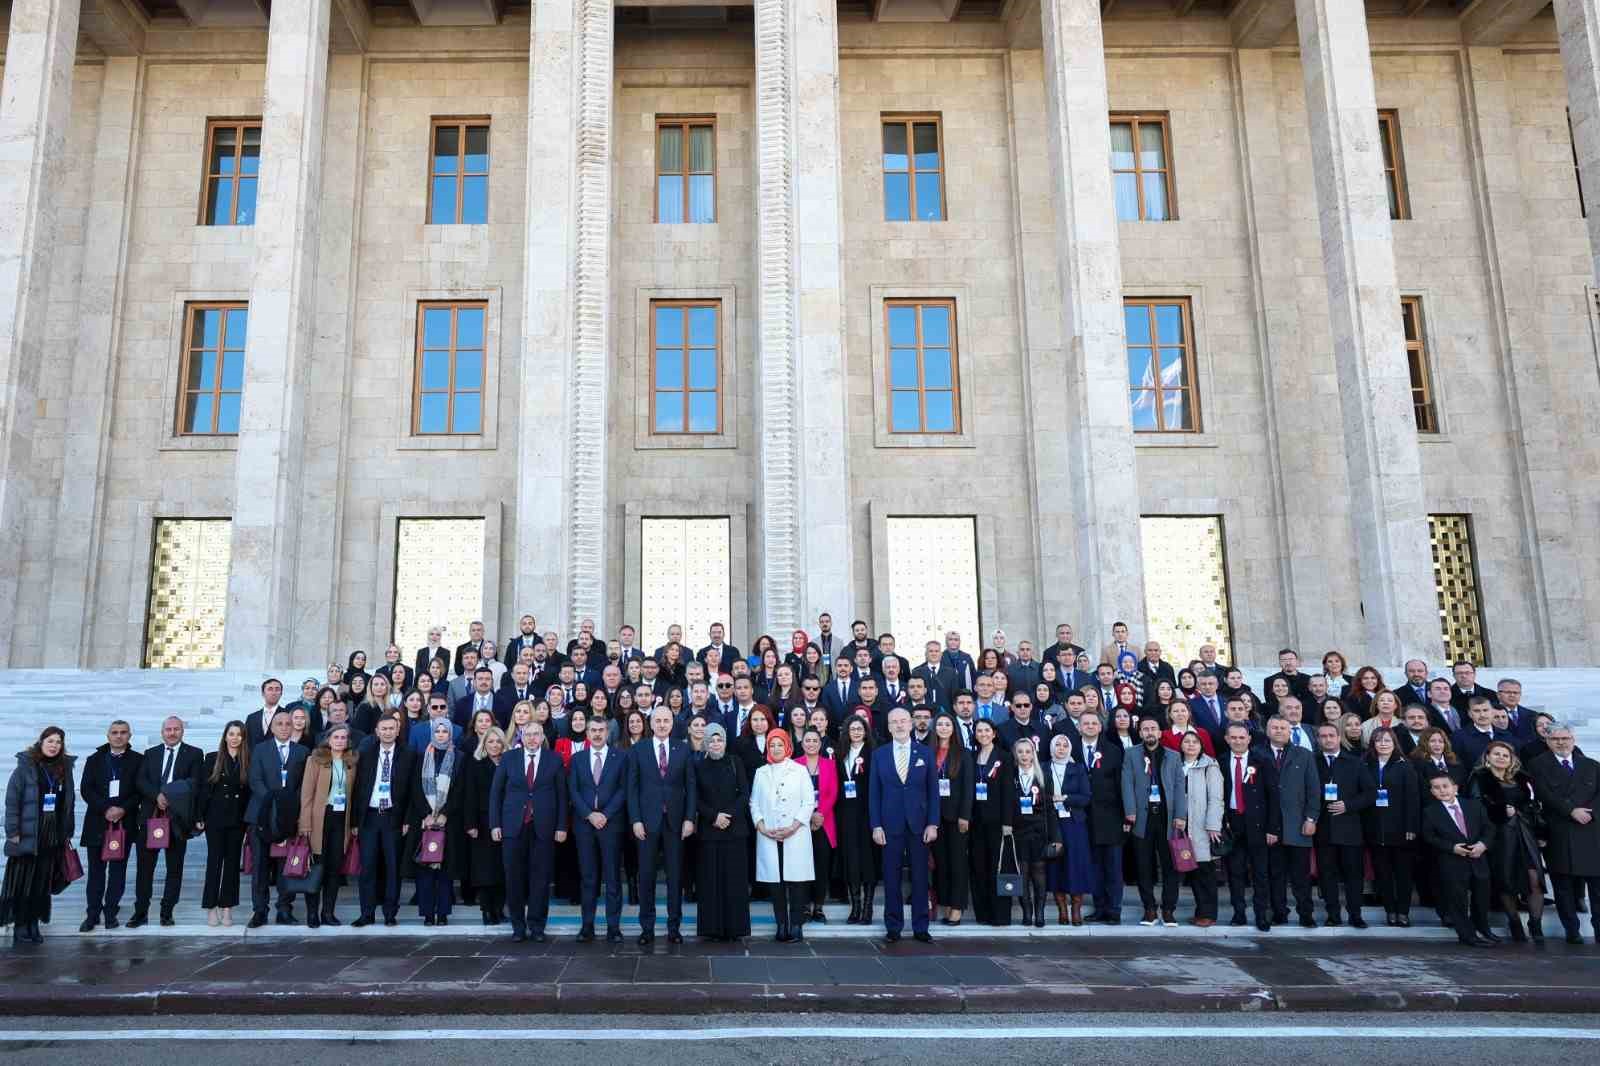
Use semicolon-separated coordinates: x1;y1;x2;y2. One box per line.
796;726;840;922
1159;702;1216;758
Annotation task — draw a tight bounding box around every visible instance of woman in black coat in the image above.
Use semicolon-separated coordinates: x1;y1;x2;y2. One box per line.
694;724;750;940
928;713;973;925
969;719;1010;927
198;721;251;926
405;723;468;925
1001;734;1062;928
1361;727;1419;926
1468;740;1547;941
461;728;507;925
833;714;876;924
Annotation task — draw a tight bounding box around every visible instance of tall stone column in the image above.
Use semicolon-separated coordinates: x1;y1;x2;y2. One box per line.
47;56;144;665
753;0;853;634
1038;0;1147;646
517;0;612;636
223;0;332;670
1294;0;1437;664
0;0;80;666
1555;0;1600;286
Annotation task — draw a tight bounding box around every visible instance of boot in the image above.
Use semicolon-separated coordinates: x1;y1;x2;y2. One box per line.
860;884;876;926
1033;885;1047;928
1507;912;1528;943
1054;892;1069;925
1070;895;1084;927
25;920;43;944
846;886;862;924
1019;892;1034;927
811;903;827;924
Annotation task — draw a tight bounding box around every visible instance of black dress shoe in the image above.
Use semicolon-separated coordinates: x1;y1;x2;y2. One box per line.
511;930;528;943
1299;916;1317;929
103;917;120;930
606;930;623;943
1229;913;1247;927
423;916;437;927
1256;918;1271;932
638;931;655;945
885;930;901;943
1323;917;1343;927
246;913;268;929
1395;915;1411;927
1349;916;1368;930
1566;932;1585;945
126;914;148;929
1480;930;1503;943
322;914;341;927
306;915;321;929
667;931;684;945
532;931;548;943
913;930;933;943
160;914;176;927
576;928;596;943
1463;937;1495;949
79;918;97;933
383;916;398;927
273;911;295;926
351;915;374;928
437;916;449;926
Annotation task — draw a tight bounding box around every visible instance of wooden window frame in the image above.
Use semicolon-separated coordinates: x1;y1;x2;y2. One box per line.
883;298;962;435
412;300;489;436
197;118;262;226
176;301;247;436
649;299;723;435
1109;112;1177;222
653;116;717;224
880;113;947;222
426;117;491;226
1124;297;1200;433
1378;109;1411;221
1401;295;1439;434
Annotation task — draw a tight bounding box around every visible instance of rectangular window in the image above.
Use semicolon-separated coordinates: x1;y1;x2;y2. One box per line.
656;117;716;224
885;299;959;433
1110;113;1174;221
428;119;490;225
1124;298;1198;432
1378;109;1410;221
641;517;732;652
882;115;945;221
1428;514;1489;665
885;517;980;649
178;303;247;436
1139;515;1234;666
392;517;486;652
1401;296;1439;433
414;302;487;435
651;300;721;434
199;119;261;226
143;518;232;670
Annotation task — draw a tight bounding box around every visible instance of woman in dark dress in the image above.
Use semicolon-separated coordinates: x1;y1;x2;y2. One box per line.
199;721;250;927
1001;735;1061;928
928;712;972;926
833;714;876;924
1362;727;1420;927
735;706;777;899
1043;732;1094;925
694;724;750;940
2;727;75;945
463;726;507;925
406;718;466;925
969;718;1009;926
1468;740;1547;941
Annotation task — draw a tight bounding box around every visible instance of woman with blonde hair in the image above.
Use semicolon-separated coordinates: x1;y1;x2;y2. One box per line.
463;726;508;925
1468;739;1546;941
297;723;359;927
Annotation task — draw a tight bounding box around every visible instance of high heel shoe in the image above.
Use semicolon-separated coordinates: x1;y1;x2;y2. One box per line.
1070;895;1084;927
207;908;221;927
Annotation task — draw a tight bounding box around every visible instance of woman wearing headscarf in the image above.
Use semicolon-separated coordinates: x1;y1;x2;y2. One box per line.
407;717;465;925
298;723;359;927
1114;651;1145;709
3;726;75;944
345;650;370;690
1044;733;1094;925
694;723;750;941
750;729;814;942
833;714;876;924
462;726;508;925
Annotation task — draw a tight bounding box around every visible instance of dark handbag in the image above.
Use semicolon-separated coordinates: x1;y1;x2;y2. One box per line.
279;854;323;896
241;836;254;876
100;824;128;862
1211;822;1235;859
59;847;84;884
995;835;1024;897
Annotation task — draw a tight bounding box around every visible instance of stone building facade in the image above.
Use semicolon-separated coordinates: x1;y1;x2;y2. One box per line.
0;0;1597;673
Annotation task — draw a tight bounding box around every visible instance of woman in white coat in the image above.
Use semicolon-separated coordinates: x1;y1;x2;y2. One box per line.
749;730;814;943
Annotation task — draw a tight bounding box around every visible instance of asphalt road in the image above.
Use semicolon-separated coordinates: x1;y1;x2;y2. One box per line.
1;1013;1596;1065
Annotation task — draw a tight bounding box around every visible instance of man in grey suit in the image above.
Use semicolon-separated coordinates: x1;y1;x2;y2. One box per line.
245;709;310;928
1260;715;1321;928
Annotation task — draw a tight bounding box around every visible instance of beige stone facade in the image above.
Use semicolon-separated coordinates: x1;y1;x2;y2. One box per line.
1;0;1598;671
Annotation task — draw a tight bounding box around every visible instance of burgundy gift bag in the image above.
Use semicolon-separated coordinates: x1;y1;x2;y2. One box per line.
99;824;127;863
415;828;446;864
144;816;171;851
338;844;362;877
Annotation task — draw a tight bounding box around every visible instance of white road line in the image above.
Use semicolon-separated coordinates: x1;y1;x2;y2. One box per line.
2;1027;1597;1043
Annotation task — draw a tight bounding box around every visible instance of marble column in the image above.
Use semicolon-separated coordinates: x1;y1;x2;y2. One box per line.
517;0;612;635
1555;0;1600;287
1294;0;1437;664
46;56;144;665
753;0;852;634
1037;0;1147;644
223;0;332;670
0;0;80;666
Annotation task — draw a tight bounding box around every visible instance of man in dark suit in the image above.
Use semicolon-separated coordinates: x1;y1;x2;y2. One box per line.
912;640;957;710
1211;697;1262;754
496;662;539;725
1056;658;1094;703
244;678;289;750
453;619;487;676
695;622;741;670
997;692;1049;751
1421;773;1499;947
490;721;569;942
1195;643;1229;681
78;720;142;931
565;618;608;661
1220;722;1278;930
569;716;627;942
1261;715;1321;928
454;666;499;729
724;677;762;740
129;716;203;927
951;692;980;751
244;709;311;928
1531;725;1600;945
1423;678;1464;733
1136;642;1176;690
1189;672;1226;735
626;706;697;945
350;716;416;926
502;614;541;666
1040;624;1085;671
1448;662;1500;715
879;655;911;708
415;625;449;679
868;707;941;943
821;657;859;722
1396;659;1433;709
1452;696;1513;771
1494;678;1537;744
1072;711;1125;923
613;624;646;666
1263;649;1315;704
1312;723;1374;927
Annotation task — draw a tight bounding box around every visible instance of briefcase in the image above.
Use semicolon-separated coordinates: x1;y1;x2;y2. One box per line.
416;828;447;865
995;835;1024;897
100;825;127;863
144;816;171;851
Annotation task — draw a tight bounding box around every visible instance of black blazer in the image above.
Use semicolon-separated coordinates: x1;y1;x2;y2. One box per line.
1219;750;1281;842
1312;751;1374;847
931;743;973;823
1361;755;1420;844
78;745;144;848
134;742;205;821
971;748;1009;826
1421;795;1497;880
1070;737;1126;845
351;744;418;821
1000;771;1063;848
198;751;249;829
1412;753;1469;790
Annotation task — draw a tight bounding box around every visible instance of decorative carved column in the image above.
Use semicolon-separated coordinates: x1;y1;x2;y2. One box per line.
753;0;853;634
517;0;613;636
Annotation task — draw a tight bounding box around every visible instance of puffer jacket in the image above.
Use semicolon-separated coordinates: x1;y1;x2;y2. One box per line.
5;751;77;856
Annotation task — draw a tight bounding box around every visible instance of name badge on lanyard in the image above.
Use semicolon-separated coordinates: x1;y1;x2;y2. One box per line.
1055;800;1068;819
43;791;57;814
939;778;952;798
1020;790;1034;816
974;781;988;802
333;793;347;812
1149;783;1161;804
1323;782;1338;802
377;779;392;799
843;780;858;799
1375;788;1389;808
280;768;289;788
108;779;120;799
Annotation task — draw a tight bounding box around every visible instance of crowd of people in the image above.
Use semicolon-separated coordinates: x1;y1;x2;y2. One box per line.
4;613;1598;952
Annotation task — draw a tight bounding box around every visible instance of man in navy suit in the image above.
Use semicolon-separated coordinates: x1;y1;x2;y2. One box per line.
569;716;627;942
453;666;499;729
244;709;310;928
490;721;569;942
821;656;859;721
1189;672;1226;735
869;707;941;942
1494;678;1537;743
626;706;697;945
